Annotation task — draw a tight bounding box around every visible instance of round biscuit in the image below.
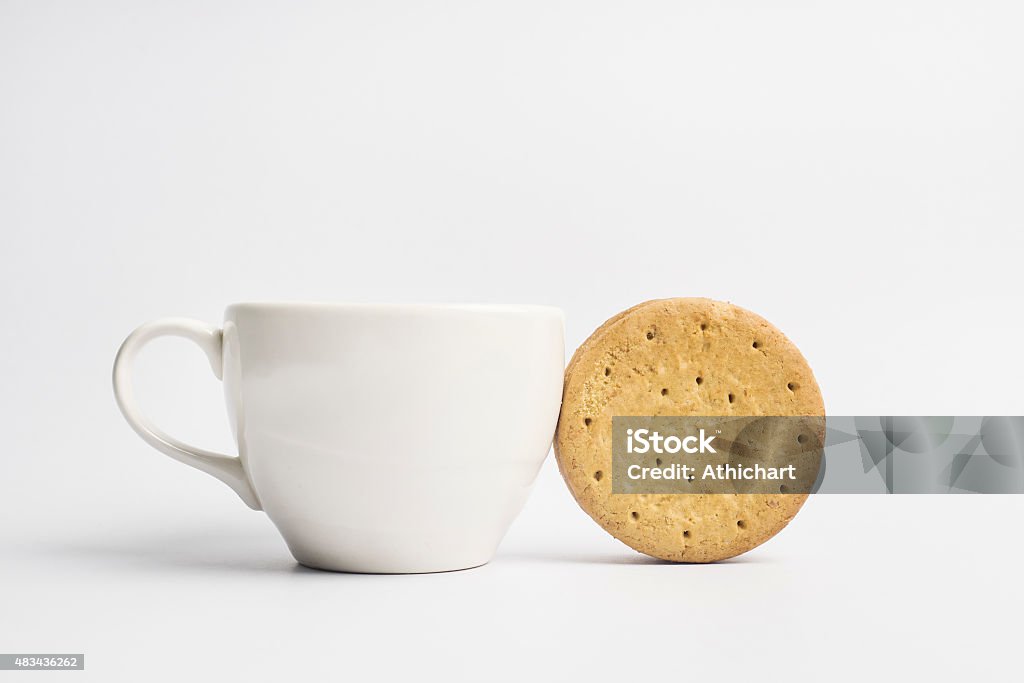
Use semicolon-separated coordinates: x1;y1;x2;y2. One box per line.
555;298;825;563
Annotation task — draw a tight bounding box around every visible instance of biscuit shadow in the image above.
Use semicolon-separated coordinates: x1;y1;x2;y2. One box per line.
503;550;771;566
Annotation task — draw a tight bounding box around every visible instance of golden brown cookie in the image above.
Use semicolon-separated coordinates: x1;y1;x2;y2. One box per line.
555;298;825;562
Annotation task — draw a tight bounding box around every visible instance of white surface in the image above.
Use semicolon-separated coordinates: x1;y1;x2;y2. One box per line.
1;0;1022;680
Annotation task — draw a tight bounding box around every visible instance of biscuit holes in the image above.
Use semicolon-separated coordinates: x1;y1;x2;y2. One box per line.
728;393;735;404
646;330;656;341
695;376;703;385
584;418;592;427
655;458;662;466
661;388;669;396
683;530;691;539
752;341;761;350
700;323;708;331
604;367;611;377
631;511;640;521
737;520;747;530
594;470;603;482
779;484;789;493
797;433;807;445
787;381;799;392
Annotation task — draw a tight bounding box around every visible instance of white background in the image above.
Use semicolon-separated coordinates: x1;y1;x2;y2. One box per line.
2;1;1022;680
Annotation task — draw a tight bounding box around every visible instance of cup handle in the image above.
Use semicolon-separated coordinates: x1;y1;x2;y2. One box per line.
112;318;261;510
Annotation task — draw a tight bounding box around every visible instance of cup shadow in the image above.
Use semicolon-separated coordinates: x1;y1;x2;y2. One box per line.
38;526;297;575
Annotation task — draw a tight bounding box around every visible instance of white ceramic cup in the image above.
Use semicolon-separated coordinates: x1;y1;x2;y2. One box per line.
113;303;564;573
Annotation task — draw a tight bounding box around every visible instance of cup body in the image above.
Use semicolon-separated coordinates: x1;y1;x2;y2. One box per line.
221;303;564;573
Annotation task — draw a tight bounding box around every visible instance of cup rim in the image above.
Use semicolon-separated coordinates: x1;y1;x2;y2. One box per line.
225;301;564;318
